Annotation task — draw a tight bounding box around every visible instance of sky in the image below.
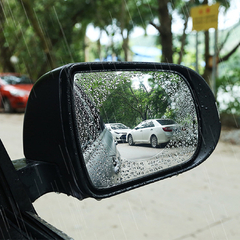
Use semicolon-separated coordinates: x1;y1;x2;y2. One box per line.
86;0;240;44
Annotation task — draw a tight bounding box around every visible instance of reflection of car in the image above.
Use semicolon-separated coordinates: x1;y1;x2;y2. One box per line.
84;128;121;188
126;119;178;148
0;73;33;113
105;123;131;143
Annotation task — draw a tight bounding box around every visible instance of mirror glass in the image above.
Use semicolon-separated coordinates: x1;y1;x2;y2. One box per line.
74;71;198;189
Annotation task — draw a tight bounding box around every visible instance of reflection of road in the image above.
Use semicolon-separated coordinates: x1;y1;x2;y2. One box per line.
117;143;171;161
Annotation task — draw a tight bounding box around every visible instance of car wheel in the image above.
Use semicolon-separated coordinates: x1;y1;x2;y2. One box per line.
2;98;13;113
128;135;134;146
150;135;158;148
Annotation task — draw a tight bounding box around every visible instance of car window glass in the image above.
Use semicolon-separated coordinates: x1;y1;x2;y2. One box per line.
148;121;155;127
110;123;128;129
141;122;150;128
136;122;144;129
157;119;176;125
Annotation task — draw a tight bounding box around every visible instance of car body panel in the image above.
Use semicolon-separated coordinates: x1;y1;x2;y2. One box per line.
105;123;131;142
127;119;177;146
0;73;33;112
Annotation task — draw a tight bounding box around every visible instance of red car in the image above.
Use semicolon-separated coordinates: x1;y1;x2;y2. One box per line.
0;73;33;113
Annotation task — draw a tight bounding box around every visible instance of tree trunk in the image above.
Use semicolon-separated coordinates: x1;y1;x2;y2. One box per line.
178;17;189;64
120;0;129;61
203;30;211;85
97;31;102;60
19;0;55;70
158;0;173;63
202;0;212;85
122;35;129;61
0;5;15;72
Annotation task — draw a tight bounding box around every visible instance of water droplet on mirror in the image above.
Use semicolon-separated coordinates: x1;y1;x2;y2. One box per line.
74;70;198;189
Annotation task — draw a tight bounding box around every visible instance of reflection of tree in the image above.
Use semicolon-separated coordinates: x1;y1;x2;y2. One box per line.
100;78;170;128
75;71;196;129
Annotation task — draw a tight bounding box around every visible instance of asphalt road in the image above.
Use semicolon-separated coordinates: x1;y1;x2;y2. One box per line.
1;113;240;240
117;142;195;160
117;143;166;160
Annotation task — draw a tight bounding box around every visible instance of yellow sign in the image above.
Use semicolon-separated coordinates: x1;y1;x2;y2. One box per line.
191;3;220;31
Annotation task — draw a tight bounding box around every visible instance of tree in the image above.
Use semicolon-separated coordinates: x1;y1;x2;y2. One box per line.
201;0;238;85
75;71;171;128
136;0;190;63
0;1;15;72
100;79;170;127
147;0;175;63
116;0;153;61
0;0;94;79
105;73;174;127
135;0;239;86
216;57;240;115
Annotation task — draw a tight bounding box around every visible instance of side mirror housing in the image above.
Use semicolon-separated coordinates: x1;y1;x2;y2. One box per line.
18;62;220;202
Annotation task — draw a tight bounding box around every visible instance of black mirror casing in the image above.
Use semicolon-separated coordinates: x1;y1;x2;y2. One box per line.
23;65;87;200
22;62;221;201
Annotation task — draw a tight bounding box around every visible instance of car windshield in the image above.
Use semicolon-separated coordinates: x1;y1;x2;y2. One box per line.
156;119;176;125
1;75;32;85
110;123;129;130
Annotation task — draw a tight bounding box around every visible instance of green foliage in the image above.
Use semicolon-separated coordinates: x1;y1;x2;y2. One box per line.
0;0;94;79
75;71;171;128
217;58;240;115
0;0;238;85
100;78;170;128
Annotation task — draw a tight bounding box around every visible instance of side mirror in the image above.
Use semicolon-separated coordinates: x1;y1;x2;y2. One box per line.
18;62;220;201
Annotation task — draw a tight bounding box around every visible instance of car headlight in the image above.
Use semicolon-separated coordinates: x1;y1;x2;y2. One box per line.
10;89;28;97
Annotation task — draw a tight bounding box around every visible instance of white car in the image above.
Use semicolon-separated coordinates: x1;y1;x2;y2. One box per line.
126;119;178;148
105;123;131;143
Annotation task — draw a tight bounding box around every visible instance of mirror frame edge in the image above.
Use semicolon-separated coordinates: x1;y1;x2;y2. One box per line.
22;62;221;201
66;62;221;199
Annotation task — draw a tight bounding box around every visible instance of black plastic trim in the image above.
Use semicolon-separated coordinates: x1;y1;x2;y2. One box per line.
23;62;221;201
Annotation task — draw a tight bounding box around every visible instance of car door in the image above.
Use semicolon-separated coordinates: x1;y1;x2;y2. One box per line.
132;122;145;143
141;121;155;143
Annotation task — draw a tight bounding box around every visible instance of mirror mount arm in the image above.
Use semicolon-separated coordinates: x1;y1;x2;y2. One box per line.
13;159;67;202
0;140;73;239
0;140;35;212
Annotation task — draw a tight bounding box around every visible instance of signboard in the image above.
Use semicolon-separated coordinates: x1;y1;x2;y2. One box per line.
191;3;220;31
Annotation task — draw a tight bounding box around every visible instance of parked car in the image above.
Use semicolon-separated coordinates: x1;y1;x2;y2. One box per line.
127;119;178;148
105;123;131;143
0;73;33;113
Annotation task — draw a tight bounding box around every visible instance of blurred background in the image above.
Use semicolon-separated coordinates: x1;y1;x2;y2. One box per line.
0;0;240;124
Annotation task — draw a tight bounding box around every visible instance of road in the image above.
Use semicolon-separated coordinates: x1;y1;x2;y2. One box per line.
1;113;240;240
117;142;194;161
117;143;164;160
117;143;177;160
